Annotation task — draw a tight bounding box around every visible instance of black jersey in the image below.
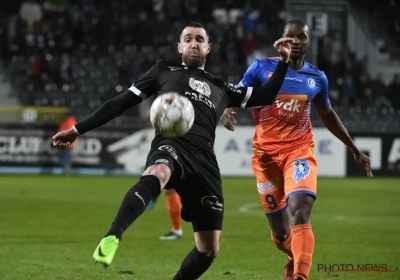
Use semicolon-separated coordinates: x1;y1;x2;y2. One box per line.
128;60;253;144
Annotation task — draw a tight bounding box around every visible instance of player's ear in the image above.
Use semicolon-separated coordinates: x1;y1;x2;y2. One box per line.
177;42;182;54
308;36;312;47
206;43;211;54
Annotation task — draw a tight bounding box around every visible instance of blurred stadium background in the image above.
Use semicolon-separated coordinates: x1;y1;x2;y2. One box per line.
0;1;399;279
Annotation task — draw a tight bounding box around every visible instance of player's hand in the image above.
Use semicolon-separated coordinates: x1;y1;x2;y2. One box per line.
52;127;79;149
353;150;373;178
220;108;237;131
273;38;293;63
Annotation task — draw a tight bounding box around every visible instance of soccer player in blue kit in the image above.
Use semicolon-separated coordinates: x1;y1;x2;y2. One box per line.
221;19;372;280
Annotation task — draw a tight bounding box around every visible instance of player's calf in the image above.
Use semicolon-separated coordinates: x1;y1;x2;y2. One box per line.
287;193;315;280
103;164;171;240
173;230;220;280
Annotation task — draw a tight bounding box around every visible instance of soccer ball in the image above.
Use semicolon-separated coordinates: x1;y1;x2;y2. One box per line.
150;92;195;138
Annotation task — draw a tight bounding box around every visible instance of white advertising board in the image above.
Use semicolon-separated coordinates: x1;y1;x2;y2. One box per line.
214;126;346;177
107;127;346;177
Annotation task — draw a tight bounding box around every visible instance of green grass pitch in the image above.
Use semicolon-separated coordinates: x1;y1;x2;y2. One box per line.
1;176;399;280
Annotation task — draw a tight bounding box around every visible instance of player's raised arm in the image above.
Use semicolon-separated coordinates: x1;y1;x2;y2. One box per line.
226;38;291;109
52;61;160;148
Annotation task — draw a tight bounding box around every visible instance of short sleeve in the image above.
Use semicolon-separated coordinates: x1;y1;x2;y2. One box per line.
128;60;161;100
237;60;261;88
312;72;331;108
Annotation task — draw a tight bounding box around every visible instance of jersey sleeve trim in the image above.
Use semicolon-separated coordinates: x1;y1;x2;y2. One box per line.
240;87;253;108
128;84;147;100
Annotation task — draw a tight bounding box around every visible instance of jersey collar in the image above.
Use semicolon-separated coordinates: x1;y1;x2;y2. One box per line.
182;62;204;70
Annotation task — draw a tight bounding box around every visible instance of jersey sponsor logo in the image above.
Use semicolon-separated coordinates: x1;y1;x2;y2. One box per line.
292;159;311;183
158;145;178;160
267;72;303;83
271;94;308;124
189;77;211;97
307;78;316;88
257;178;279;195
155;158;169;165
185;91;215;109
201;195;223;211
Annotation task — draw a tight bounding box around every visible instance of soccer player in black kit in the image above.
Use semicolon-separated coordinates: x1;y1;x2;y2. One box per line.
53;23;292;279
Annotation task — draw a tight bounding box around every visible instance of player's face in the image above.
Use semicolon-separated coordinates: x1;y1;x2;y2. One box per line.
178;27;210;68
283;24;311;60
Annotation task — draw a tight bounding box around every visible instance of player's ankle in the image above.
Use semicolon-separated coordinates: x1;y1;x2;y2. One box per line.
172;229;183;235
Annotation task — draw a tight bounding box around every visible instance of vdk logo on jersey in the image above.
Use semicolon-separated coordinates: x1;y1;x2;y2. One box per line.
292;159;311;183
189;77;211;97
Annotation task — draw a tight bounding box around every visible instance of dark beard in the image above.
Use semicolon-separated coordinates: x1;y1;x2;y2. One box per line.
182;55;205;68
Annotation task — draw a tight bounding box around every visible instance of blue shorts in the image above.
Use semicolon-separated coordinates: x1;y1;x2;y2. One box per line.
59;149;72;166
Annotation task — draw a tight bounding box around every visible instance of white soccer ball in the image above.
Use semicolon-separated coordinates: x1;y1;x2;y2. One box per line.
150;92;195;138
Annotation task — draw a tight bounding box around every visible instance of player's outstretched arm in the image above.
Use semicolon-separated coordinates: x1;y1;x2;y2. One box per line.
242;38;291;107
52;91;142;148
316;105;373;178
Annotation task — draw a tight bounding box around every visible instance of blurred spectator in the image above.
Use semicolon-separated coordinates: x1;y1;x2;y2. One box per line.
133;12;154;48
241;31;260;58
153;12;169;47
57;111;77;175
30;49;54;89
358;73;372;96
329;32;345;82
55;53;72;86
372;73;391;106
66;9;84;49
388;74;400;108
341;74;357;107
242;3;260;35
115;15;133;49
0;19;23;71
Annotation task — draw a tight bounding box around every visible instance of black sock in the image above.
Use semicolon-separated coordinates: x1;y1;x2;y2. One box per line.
105;175;161;239
173;246;215;280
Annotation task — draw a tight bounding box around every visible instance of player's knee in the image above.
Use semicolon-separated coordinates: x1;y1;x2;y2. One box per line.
272;228;291;242
288;194;314;225
197;243;219;258
194;230;220;258
143;164;171;189
291;208;311;225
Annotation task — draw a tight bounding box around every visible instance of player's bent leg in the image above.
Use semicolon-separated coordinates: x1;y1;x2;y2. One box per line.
159;188;183;241
93;160;174;267
267;210;294;280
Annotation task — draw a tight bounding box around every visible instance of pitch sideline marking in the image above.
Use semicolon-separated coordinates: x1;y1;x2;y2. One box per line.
238;202;261;213
238;203;349;220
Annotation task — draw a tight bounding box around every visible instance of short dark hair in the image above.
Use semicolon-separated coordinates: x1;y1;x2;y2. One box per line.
284;19;311;35
180;22;209;41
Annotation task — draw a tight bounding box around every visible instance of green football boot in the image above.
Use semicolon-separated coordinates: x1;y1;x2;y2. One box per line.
93;235;120;267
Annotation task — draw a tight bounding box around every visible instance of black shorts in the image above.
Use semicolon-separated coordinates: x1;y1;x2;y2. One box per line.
145;136;223;232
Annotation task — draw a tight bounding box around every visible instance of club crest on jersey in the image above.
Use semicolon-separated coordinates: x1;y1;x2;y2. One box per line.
292;159;311;183
189;77;211;97
307;78;316;88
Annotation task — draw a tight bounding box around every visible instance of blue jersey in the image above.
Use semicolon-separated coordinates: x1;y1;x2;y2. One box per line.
238;57;331;154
